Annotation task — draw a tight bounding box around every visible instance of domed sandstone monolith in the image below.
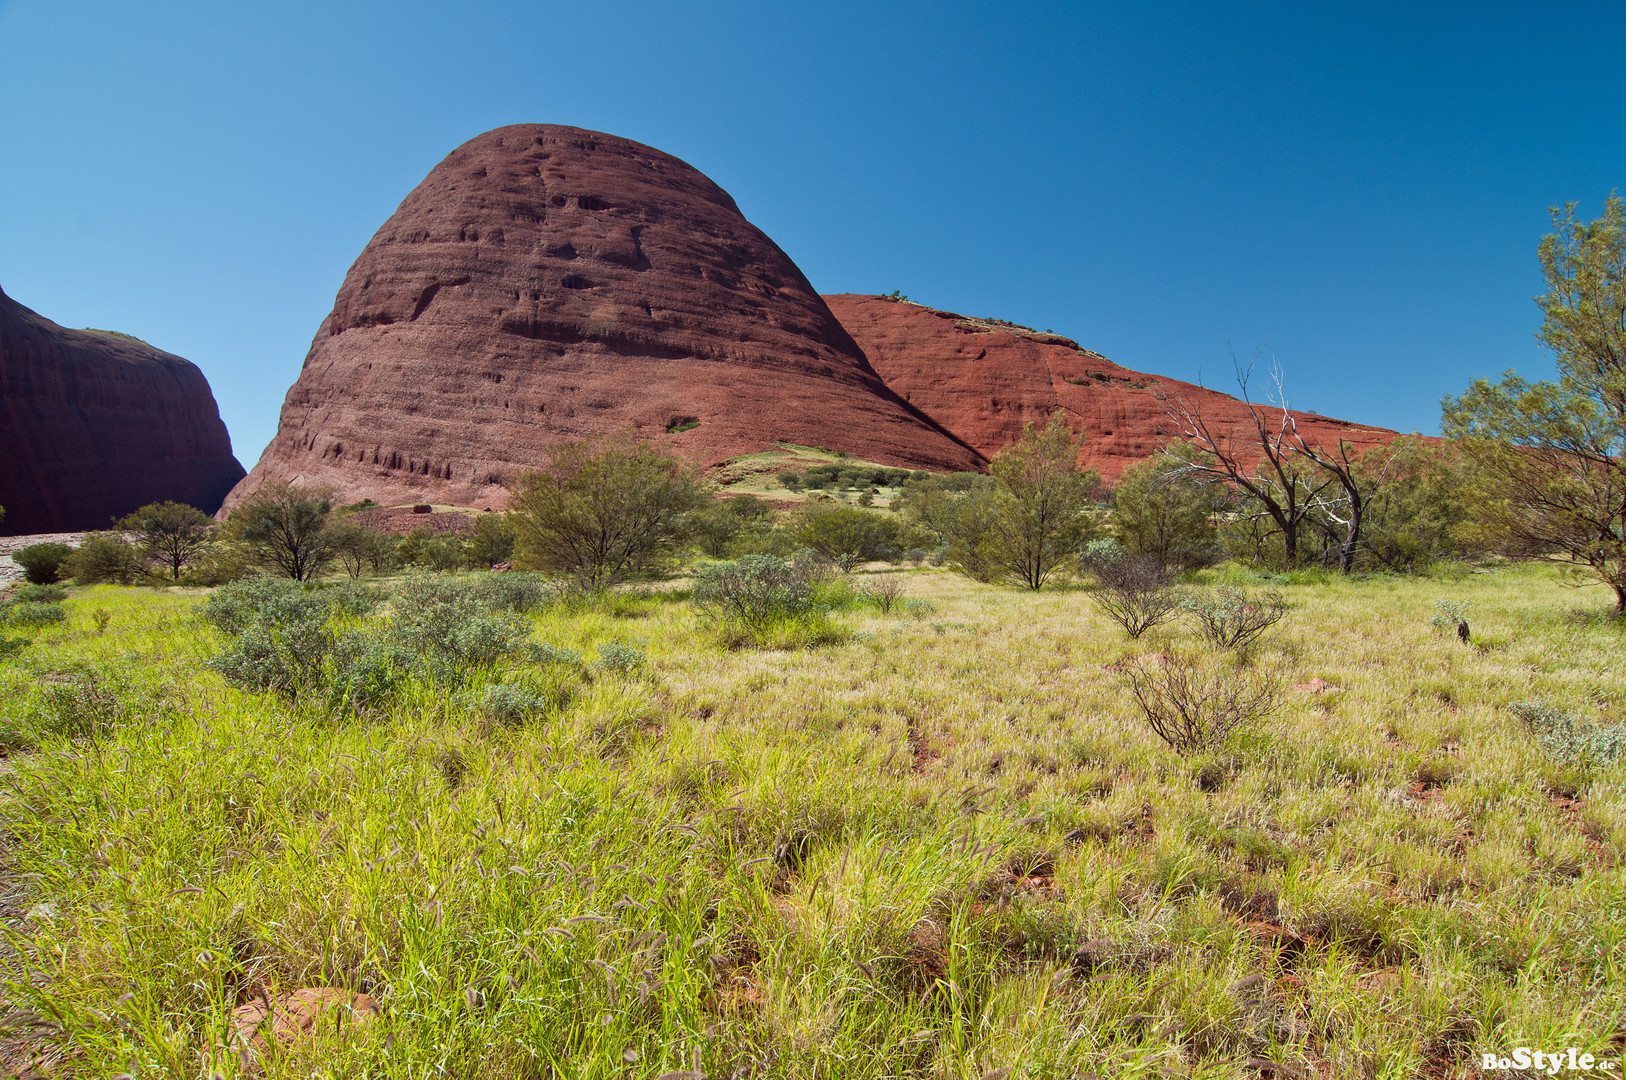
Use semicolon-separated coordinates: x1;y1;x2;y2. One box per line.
0;285;244;535
226;125;982;511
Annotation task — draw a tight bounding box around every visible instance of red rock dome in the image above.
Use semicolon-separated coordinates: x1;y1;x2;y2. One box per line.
0;285;244;535
225;125;982;512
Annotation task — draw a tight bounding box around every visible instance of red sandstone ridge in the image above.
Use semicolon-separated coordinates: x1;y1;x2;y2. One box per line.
0;285;244;536
224;125;982;513
824;294;1400;483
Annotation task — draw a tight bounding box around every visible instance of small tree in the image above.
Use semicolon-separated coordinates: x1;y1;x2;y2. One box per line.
63;533;144;584
509;432;711;588
117;501;215;580
227;482;336;581
1443;194;1626;614
1111;455;1223;569
792;504;904;570
467;513;518;568
984;412;1099;589
325;518;392;580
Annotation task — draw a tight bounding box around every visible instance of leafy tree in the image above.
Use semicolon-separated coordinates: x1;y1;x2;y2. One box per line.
325;518;393;579
116;501;215;580
692;495;775;559
984;412;1100;589
1110;454;1223;569
226;482;336;581
467;513;517;568
62;533;144;584
509;432;711;588
792;503;905;570
1443;194;1626;614
1342;438;1478;571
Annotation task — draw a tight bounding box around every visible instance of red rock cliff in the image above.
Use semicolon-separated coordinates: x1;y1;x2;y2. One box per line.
825;294;1399;483
0;286;244;535
224;125;982;512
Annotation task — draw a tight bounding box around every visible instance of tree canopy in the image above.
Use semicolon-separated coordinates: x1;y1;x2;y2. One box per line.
1443;194;1626;612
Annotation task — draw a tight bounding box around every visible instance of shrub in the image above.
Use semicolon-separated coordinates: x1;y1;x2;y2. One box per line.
509;431;711;588
1184;586;1287;650
388;577;531;683
1110;456;1223;570
1430;600;1473;633
1089;555;1182;638
529;643;583;667
792;504;905;570
201;576;308;635
466;513;518;569
897;597;938;619
11;584;67;604
477;682;553;724
1;601;68;628
862;575;903;614
467;572;554;613
693;555;816;626
62;533;145;585
202;578;339;695
593;641;646;674
13;542;72;585
1079;538;1126;571
324;630;416;711
1121;652;1283;755
1509;701;1626;769
326;518;396;579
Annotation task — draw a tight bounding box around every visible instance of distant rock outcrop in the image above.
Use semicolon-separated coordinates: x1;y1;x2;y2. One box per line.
825;294;1398;482
225;124;982;512
0;285;244;535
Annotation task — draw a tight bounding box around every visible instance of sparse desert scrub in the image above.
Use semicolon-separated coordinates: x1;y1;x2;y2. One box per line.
0;563;1622;1076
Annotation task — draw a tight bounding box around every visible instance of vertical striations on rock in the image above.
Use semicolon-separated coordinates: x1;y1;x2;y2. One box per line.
0;285;244;535
225;124;983;512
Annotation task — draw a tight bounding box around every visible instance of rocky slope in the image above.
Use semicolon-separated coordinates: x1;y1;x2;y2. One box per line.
224;125;982;512
825;294;1398;482
0;286;244;535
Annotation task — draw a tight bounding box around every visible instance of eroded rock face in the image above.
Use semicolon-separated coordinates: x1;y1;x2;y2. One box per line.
225;125;982;512
824;294;1398;482
0;286;244;535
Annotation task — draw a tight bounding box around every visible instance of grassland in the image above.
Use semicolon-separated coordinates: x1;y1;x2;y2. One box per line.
0;562;1623;1078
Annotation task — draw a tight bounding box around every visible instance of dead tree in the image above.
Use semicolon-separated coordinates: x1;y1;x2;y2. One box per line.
1164;357;1330;568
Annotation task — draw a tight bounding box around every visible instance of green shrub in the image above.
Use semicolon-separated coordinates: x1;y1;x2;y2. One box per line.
477;683;553;724
62;533;145;585
694;555;816;624
1;602;68;628
13;542;72;585
467;572;554;613
1509;701;1626;768
11;584;68;604
529;642;583;667
324;630;416;711
594;641;646;674
388;577;531;683
200;576;309;635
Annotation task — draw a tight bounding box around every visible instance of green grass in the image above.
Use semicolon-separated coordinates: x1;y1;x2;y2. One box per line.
0;563;1623;1077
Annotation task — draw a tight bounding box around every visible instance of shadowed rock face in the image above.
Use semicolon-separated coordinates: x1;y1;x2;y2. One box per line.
225;124;982;512
824;294;1399;483
0;286;244;535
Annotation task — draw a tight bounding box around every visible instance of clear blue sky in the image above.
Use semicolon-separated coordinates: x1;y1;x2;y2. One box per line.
2;1;1621;465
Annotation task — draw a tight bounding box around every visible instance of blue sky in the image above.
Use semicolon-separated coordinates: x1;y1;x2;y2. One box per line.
2;1;1621;465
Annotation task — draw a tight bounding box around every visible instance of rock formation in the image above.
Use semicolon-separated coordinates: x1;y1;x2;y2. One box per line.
0;285;244;535
225;125;982;512
824;294;1398;482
